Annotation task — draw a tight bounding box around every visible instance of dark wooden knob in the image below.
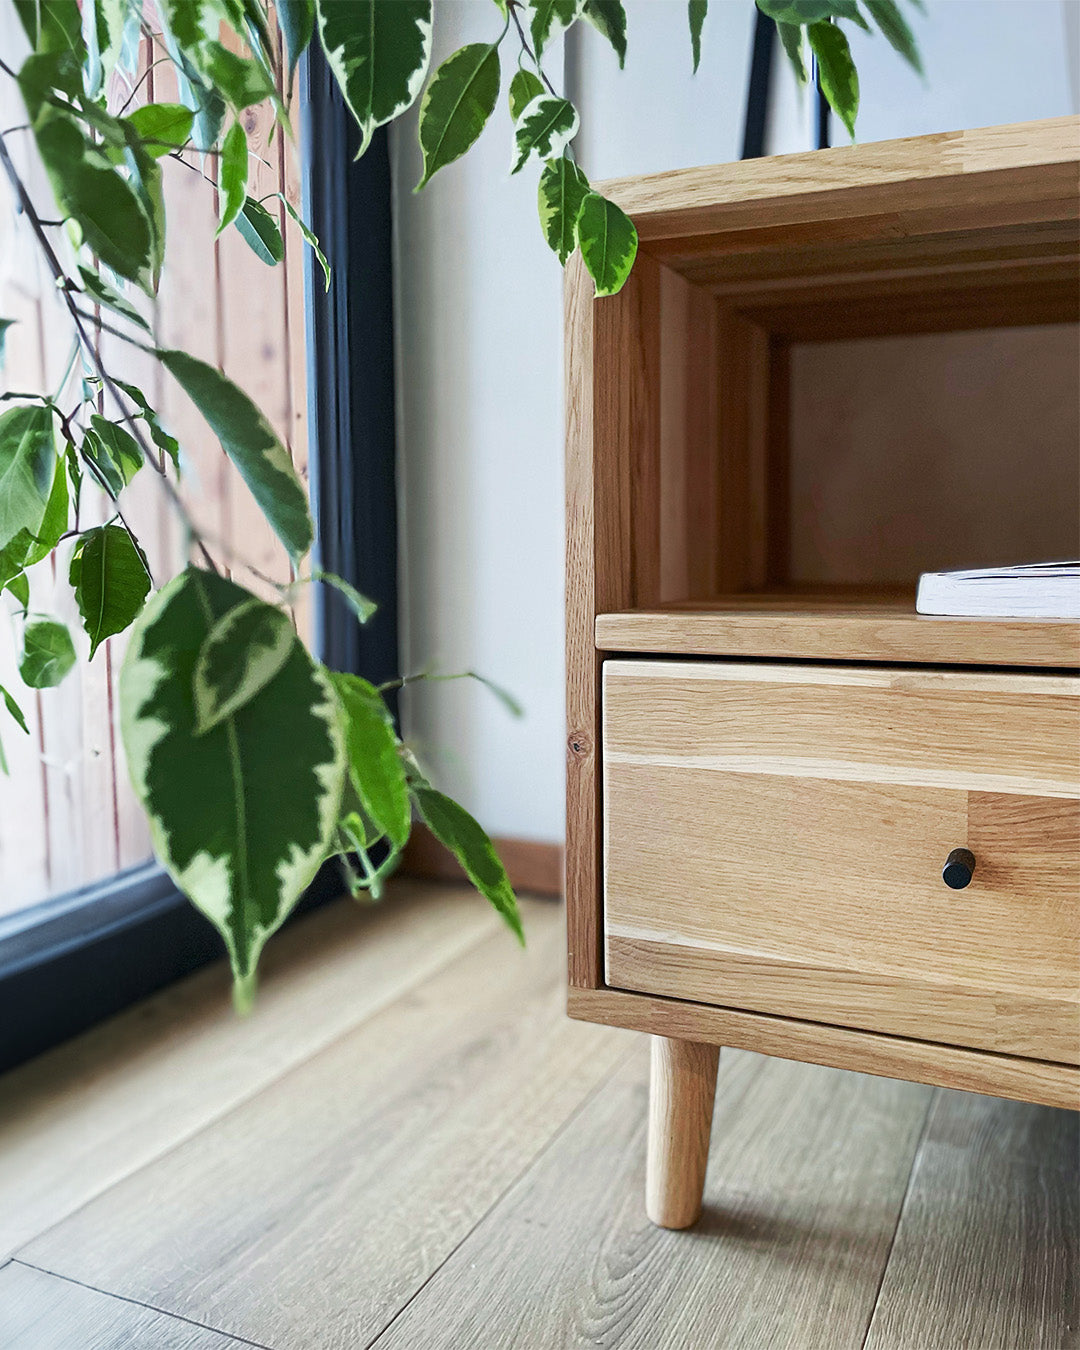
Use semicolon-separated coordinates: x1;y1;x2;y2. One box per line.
942;847;976;889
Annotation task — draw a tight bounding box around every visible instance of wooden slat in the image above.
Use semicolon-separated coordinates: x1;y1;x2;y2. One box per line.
18;903;631;1349
0;1262;248;1349
569;987;1080;1111
864;1089;1079;1350
595;604;1080;668
0;882;501;1259
371;1047;932;1350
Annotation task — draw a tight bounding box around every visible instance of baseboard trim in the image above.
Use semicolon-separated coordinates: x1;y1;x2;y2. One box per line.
401;828;564;898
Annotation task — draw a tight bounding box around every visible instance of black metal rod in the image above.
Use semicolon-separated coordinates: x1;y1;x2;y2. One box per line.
741;8;776;160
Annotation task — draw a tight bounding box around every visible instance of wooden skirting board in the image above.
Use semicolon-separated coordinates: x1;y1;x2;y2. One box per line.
400;828;564;898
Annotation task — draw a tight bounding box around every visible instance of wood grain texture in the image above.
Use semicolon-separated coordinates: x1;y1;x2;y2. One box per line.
0;1262;247;1349
400;826;563;897
645;1037;720;1229
602;116;1078;244
0;882;500;1259
569;987;1080;1111
603;660;1080;1062
595;604;1080;667
864;1089;1080;1350
371;1046;933;1350
21;904;631;1350
565;248;663;986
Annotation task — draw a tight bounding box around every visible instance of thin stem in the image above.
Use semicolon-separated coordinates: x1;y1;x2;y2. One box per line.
71;306;157;354
507;0;560;98
117;57;173;114
0;127;220;575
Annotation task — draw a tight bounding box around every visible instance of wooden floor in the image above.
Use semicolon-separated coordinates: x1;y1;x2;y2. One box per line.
1;882;1075;1350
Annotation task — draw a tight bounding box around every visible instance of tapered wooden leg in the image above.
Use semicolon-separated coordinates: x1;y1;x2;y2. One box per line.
645;1035;720;1229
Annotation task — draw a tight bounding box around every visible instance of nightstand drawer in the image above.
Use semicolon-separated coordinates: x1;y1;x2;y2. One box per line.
603;660;1080;1064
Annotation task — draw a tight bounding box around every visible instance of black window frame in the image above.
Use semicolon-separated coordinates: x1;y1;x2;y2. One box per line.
0;46;399;1074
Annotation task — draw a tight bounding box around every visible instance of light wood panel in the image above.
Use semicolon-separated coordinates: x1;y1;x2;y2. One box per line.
569;986;1080;1111
372;1047;933;1350
595;603;1080;667
603;660;1080;1062
20;903;631;1350
0;1262;247;1350
0;882;500;1259
645;1037;719;1229
864;1089;1079;1350
604;116;1078;246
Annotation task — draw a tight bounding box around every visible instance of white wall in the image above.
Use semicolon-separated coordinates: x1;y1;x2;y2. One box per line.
392;0;1079;846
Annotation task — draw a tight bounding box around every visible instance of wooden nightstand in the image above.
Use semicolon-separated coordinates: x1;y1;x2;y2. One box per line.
564;117;1080;1230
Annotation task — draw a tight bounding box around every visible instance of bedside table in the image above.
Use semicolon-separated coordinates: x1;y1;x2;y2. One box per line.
564;116;1080;1230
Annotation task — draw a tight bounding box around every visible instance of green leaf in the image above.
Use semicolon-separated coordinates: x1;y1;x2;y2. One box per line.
313;570;377;624
278;0;316;85
416;42;501;190
330;671;411;849
688;0;706;72
530;0;583;60
76;265;152;333
511;95;579;175
278;196;330;291
5;572;30;609
1;683;29;735
0;319;13;370
865;0;923;73
24;107;155;293
13;0;82;53
828;0;871;30
235;197;284;265
583;0;627;68
113;379;181;470
196;40;276;109
69;523;151;659
809;19;859;139
120;568;345;1000
84;0;124;97
217;122;248;235
755;0;836;21
24;449;69;567
317;0;433;159
159;349;313;563
0;403;56;557
414;786;523;943
123;139;166;292
575;190;638;297
83;414;143;495
777;21;808;84
126;102;195;155
192;597;295;733
508;68;544;121
20;617;76;688
537;155;590;265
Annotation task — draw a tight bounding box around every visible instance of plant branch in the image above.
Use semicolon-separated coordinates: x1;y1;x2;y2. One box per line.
507;0;560;98
0;127;220;574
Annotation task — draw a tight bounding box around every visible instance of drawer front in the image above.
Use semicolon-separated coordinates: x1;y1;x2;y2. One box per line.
603;660;1080;1064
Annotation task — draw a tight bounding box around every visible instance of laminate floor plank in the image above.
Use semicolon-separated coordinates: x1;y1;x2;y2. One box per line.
863;1088;1079;1350
21;903;633;1350
0;881;500;1259
0;1262;253;1349
373;1045;933;1350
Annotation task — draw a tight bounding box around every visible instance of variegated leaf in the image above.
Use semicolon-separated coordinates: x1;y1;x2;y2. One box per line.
317;0;433;158
120;568;345;1005
511;94;579;174
192;597;295;734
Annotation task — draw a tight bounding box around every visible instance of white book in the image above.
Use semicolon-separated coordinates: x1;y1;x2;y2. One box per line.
916;562;1080;619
